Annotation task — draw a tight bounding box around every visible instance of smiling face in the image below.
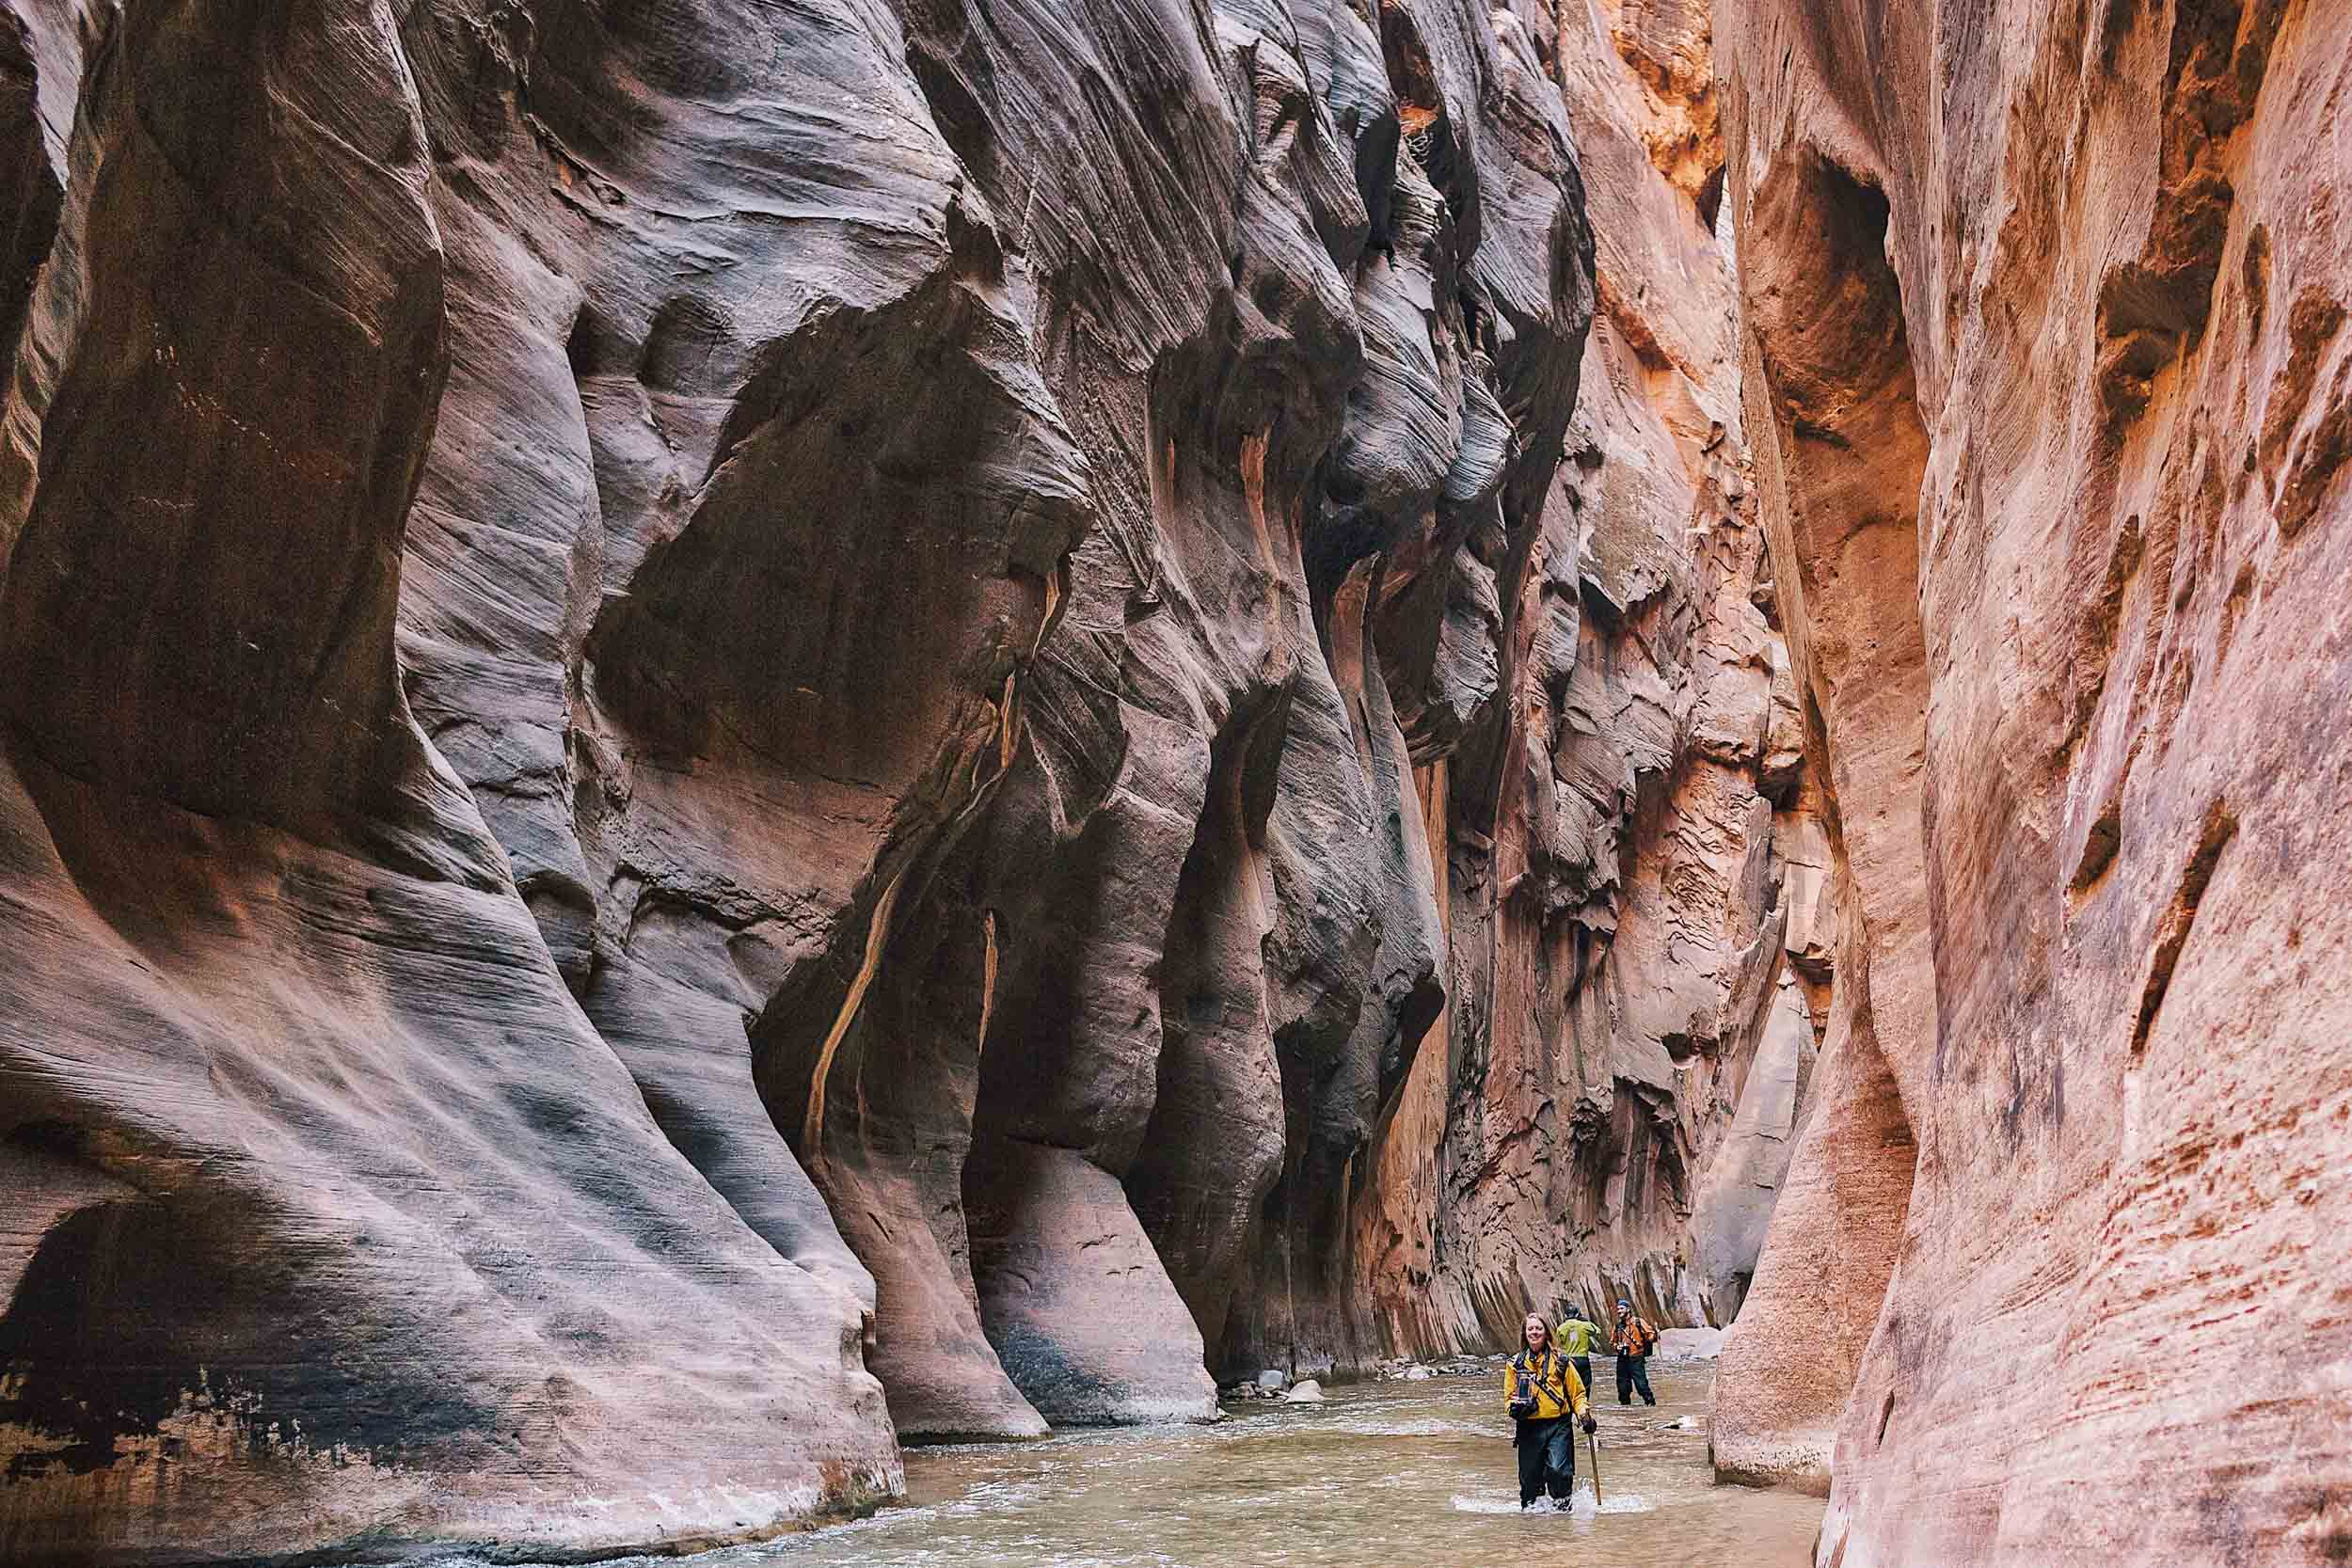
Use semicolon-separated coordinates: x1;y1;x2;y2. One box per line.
1523;1315;1548;1352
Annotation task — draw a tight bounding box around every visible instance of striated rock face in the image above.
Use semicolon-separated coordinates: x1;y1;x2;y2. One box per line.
1333;0;1822;1364
0;10;916;1568
1711;0;2352;1561
22;0;2233;1552
760;0;1599;1428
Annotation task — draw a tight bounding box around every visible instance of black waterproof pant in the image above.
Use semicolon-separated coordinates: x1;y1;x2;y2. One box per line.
1570;1355;1594;1398
1515;1416;1576;1507
1617;1354;1656;1405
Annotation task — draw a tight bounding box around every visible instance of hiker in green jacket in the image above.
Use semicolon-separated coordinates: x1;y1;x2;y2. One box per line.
1550;1309;1604;1399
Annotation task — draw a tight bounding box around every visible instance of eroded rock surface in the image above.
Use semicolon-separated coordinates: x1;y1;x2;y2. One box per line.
754;0;1607;1426
1711;1;2352;1561
36;0;2313;1558
0;0;907;1558
1332;0;1823;1366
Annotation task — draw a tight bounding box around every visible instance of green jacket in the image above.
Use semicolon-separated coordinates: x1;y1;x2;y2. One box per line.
1551;1318;1602;1356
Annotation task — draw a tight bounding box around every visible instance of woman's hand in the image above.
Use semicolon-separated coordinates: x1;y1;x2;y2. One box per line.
1581;1415;1597;1435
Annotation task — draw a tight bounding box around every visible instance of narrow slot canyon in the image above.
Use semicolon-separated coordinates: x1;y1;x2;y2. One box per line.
0;1;2346;1565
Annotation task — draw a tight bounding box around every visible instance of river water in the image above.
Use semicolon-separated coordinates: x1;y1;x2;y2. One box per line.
466;1355;1822;1568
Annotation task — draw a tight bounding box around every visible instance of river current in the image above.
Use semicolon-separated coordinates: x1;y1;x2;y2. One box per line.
457;1356;1823;1568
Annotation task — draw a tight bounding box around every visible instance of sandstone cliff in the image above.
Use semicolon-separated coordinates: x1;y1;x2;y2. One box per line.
1709;1;2352;1563
1335;0;1823;1365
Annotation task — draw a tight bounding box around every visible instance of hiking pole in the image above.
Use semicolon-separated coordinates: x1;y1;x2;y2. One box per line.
1586;1422;1603;1507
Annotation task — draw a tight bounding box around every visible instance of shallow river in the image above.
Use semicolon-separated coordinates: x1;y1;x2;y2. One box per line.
467;1358;1823;1568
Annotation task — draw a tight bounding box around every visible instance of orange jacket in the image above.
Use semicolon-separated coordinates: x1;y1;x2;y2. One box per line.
1613;1312;1659;1355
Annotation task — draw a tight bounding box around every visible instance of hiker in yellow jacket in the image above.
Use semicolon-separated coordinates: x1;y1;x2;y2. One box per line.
1502;1313;1595;1509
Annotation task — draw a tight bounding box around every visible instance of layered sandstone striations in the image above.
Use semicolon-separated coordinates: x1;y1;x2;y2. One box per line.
756;0;1603;1425
1329;0;1825;1367
0;0;1613;1561
1711;0;2352;1562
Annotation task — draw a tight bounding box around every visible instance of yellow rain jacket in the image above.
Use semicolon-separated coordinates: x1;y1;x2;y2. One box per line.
1501;1345;1589;1421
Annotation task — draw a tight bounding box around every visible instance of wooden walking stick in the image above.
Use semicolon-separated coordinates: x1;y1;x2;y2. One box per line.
1586;1423;1603;1507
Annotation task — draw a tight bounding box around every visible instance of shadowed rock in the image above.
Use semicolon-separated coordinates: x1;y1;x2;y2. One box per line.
0;0;903;1558
1333;0;1825;1369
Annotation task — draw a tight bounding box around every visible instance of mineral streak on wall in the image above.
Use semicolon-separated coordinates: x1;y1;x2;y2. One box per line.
1708;0;2352;1563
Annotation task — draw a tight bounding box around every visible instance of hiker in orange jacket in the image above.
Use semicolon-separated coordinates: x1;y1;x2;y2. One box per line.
1612;1299;1659;1406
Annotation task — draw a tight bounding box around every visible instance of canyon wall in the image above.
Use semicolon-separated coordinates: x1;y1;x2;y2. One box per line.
1710;0;2352;1563
1338;0;1826;1364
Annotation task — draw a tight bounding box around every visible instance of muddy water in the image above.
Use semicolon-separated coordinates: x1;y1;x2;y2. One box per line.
476;1356;1823;1568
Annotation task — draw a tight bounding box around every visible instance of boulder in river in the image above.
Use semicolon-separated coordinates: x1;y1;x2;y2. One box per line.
1654;1327;1725;1362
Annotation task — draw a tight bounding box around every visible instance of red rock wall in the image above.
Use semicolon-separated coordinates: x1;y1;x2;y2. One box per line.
1339;0;1827;1364
0;1;914;1559
1712;0;2352;1560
